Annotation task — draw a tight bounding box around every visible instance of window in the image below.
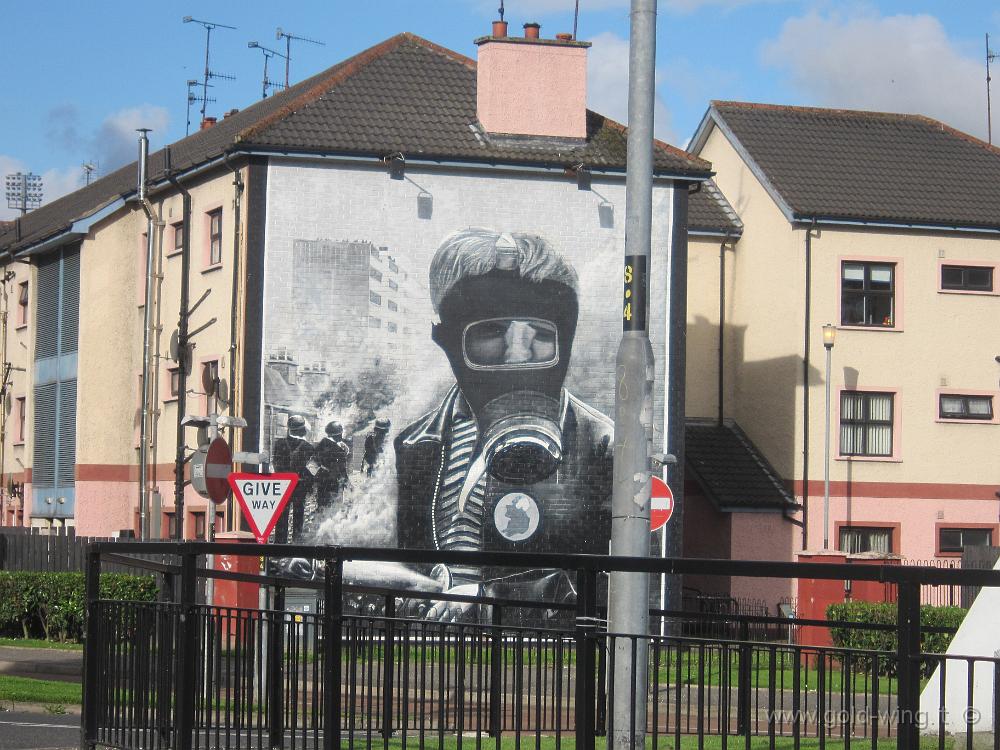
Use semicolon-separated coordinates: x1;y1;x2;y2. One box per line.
388;260;399;273
387;300;398;312
164;512;179;539
387;322;398;333
388;279;398;291
171;221;184;256
840;391;894;457
370;246;380;259
839;526;892;554
208;209;223;266
370;291;382;306
939;528;992;553
16;281;28;327
167;368;181;400
842;262;895;327
14;397;25;443
369;317;381;329
939;394;993;421
202;360;219;415
193;511;206;540
370;268;383;282
941;265;993;292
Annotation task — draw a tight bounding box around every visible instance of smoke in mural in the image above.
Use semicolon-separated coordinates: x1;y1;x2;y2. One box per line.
258;160;667;617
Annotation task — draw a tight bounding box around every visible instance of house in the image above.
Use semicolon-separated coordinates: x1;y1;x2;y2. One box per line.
0;25;747;599
686;101;1000;571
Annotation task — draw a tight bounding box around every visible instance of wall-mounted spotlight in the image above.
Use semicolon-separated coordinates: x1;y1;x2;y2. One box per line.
385;152;405;180
574;164;592;191
417;190;433;220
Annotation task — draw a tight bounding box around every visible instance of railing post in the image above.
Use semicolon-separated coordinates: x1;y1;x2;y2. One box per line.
268;584;286;750
574;567;598;750
896;581;921;750
323;555;343;750
81;545;101;750
489;603;503;738
175;549;198;750
381;593;395;738
736;618;751;736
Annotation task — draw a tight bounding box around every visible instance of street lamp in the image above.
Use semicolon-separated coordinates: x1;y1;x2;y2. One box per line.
822;323;837;549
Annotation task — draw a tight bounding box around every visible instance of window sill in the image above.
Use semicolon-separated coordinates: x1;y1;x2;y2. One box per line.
938;289;998;297
201;263;223;274
15;323;27;331
935;551;964;558
936;417;998;425
163;396;178;404
166;249;184;259
837;324;904;333
13;441;24;447
835;455;902;463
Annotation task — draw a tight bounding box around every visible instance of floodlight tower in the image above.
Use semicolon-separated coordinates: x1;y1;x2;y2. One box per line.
248;42;288;98
275;27;325;88
4;173;43;215
183;16;237;122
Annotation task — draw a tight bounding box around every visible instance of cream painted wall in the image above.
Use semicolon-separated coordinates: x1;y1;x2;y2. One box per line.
0;260;34;526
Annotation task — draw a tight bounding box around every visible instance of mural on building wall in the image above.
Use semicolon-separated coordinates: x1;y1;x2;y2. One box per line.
259;168;666;615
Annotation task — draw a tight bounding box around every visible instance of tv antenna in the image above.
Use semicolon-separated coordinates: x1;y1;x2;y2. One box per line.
248;42;287;99
82;162;97;186
573;0;580;39
498;1;505;21
988;34;998;145
183;16;237;123
275;28;325;88
185;79;216;135
4;172;43;215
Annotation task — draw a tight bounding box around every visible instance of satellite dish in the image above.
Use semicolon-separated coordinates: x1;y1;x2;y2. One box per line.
202;366;217;398
169;330;180;362
217;378;230;405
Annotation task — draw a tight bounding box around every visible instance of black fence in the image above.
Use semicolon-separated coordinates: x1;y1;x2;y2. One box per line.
81;542;1000;750
0;526;165;573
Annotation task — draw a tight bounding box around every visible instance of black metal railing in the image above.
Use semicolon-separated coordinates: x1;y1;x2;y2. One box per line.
81;542;1000;750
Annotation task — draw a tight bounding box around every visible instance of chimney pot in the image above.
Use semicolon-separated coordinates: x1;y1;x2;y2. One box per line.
200;117;217;130
523;22;540;39
492;20;508;38
556;32;573;42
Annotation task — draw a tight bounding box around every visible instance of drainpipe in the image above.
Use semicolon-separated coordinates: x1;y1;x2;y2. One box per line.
136;130;163;541
166;151;192;540
800;221;816;550
717;235;732;426
222;152;244;533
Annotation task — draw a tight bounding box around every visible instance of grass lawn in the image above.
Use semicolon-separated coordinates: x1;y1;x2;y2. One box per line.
0;637;83;650
0;674;82;705
336;736;948;749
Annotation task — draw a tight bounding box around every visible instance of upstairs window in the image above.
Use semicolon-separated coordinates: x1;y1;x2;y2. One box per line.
370;268;383;282
208;209;223;266
842;261;895;327
370;291;382;306
940;394;994;421
16;281;28;327
939;527;992;553
941;265;993;293
170;221;184;256
840;391;894;457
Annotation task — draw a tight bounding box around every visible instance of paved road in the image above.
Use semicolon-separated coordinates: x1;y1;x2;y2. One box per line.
0;711;79;750
0;647;81;683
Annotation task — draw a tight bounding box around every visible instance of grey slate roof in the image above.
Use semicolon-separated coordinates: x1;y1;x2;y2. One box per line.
688;179;742;236
686;419;797;511
0;33;710;255
701;101;1000;230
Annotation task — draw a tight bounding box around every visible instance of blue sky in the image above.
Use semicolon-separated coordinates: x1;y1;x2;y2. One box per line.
2;0;999;219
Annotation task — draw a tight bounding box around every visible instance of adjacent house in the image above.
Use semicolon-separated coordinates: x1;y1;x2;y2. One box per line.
686;101;1000;570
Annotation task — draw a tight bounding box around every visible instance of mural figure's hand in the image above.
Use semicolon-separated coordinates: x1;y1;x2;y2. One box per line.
423;583;481;623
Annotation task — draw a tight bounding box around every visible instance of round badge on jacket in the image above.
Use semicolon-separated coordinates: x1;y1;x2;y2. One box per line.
493;492;540;542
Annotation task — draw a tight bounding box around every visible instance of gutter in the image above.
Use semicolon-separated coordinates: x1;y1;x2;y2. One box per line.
793;216;1000;236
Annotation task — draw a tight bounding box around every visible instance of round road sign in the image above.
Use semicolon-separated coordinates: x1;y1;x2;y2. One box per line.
205;437;233;504
650;477;674;531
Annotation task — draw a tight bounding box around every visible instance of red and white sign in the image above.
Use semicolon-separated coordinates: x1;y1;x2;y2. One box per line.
650;476;674;531
228;473;299;544
205;437;233;504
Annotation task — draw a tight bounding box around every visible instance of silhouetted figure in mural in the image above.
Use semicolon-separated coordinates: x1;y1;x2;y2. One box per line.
362;418;391;476
315;421;351;513
395;228;613;618
272;414;314;543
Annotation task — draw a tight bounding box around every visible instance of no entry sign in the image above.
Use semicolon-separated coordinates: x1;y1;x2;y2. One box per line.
650;476;674;531
205;437;233;504
228;473;299;543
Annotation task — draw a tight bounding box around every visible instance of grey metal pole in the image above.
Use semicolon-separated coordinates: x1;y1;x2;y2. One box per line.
137;130;153;540
823;338;832;550
607;0;656;747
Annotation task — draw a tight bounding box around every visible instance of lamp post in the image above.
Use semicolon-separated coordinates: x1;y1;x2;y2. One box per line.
822;323;836;550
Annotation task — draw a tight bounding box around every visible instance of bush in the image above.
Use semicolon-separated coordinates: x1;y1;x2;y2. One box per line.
827;600;967;676
0;572;157;642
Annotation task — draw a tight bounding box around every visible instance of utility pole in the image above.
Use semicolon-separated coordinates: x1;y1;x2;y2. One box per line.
607;1;656;748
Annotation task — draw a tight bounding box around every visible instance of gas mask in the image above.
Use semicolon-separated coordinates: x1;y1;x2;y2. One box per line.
432;269;578;511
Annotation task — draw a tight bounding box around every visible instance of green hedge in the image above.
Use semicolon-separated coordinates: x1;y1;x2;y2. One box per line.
827;600;966;676
0;571;157;642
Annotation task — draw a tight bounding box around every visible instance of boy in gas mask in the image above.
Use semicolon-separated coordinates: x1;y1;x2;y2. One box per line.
395;228;613;616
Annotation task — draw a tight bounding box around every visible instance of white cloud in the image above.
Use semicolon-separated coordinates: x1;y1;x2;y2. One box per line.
587;31;677;142
93;105;170;174
761;10;986;138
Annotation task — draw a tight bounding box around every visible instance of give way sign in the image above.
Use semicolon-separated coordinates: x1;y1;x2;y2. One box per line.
650;476;674;532
227;473;299;543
